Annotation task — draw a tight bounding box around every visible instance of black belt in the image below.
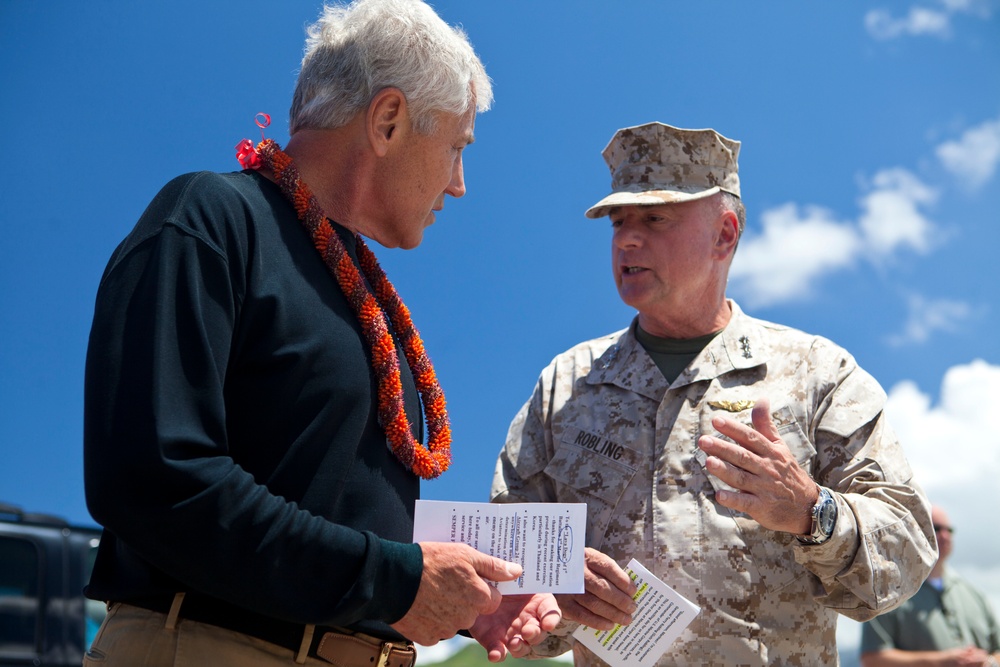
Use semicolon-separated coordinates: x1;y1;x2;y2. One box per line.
128;593;414;665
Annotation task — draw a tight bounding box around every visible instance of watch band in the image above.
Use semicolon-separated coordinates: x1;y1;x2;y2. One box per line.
797;486;837;545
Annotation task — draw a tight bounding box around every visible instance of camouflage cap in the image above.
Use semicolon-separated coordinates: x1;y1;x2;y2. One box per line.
585;122;741;219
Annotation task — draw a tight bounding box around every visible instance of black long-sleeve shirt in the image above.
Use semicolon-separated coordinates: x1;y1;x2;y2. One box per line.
84;170;423;640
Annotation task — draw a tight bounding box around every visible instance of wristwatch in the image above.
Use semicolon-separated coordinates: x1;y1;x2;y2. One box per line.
797;486;838;545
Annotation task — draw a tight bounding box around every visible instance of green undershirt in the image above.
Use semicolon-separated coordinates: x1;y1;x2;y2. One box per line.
635;323;723;384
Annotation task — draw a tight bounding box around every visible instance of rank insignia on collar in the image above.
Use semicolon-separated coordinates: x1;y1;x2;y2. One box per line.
598;344;619;369
708;399;755;412
739;336;752;359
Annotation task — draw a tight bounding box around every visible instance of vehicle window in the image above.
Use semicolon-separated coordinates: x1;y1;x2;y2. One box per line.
0;536;40;655
84;540;106;648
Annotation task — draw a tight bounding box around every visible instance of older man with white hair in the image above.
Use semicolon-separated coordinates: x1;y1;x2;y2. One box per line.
82;1;559;665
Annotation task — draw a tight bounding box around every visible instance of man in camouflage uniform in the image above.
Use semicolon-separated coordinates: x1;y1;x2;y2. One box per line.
491;122;937;666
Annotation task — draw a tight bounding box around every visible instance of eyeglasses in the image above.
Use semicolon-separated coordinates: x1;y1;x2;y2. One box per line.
933;524;954;535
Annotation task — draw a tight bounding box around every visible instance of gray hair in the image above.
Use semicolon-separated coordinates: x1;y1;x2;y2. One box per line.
289;0;493;135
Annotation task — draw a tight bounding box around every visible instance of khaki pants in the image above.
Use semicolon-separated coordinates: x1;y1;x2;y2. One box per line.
83;603;332;667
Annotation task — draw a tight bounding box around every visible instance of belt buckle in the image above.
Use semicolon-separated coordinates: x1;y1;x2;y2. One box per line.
378;641;415;667
313;630;416;667
377;643;393;667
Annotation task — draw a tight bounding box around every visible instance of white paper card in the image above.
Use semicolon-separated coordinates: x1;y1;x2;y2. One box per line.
412;499;586;594
572;559;700;667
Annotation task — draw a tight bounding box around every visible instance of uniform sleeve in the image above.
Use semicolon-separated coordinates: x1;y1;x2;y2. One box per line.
84;178;421;627
491;380;558;505
792;355;936;621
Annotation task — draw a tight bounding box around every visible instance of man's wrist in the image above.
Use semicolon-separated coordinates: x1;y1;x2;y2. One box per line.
796;486;837;545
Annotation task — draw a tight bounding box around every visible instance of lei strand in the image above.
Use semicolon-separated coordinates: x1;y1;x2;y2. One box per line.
236;121;451;479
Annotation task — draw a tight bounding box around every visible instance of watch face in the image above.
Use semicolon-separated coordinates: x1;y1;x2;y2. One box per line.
818;496;837;535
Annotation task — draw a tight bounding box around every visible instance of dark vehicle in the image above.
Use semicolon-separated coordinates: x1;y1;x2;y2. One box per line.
0;502;105;666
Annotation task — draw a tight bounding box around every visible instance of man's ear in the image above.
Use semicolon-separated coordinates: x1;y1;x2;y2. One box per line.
367;87;407;157
714;210;739;259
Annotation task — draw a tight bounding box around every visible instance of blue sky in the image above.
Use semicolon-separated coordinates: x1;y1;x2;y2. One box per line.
2;0;998;660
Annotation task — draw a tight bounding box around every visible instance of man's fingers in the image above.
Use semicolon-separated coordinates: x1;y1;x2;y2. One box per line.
708;398;780;458
583;593;634;626
471;551;523;583
714;486;757;514
399;542;510;641
583;581;637;619
469;593;561;662
557;595;630;631
503;635;527;659
583;548;639;616
585;548;638;596
519;594;562;640
490;580;503;609
750;397;781;443
484;642;507;663
471;578;504;617
535;597;562;632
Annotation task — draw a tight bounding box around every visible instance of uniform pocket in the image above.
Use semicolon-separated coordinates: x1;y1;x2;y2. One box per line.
770;405;817;471
543;426;639;549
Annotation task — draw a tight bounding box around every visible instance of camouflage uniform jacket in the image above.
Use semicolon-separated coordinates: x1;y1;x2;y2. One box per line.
491;301;935;666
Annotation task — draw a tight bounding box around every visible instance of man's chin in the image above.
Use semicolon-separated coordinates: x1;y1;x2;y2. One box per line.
398;230;426;251
616;288;647;311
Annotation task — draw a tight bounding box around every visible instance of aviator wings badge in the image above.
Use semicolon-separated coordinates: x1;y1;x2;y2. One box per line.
708;399;755;412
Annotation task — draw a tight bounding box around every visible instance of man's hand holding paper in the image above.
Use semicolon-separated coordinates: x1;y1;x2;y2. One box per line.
390;542;522;645
412;500;588;594
558;547;638;630
572;559;701;667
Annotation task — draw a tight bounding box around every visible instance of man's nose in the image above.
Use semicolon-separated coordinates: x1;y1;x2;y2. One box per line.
613;221;641;248
445;155;466;198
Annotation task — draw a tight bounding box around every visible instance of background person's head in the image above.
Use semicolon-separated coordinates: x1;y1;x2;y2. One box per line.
930;505;955;577
289;0;493;136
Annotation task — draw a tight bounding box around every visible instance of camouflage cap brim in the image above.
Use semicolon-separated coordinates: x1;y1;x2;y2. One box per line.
584;186;725;219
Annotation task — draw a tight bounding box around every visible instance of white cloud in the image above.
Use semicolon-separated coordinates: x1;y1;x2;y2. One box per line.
865;7;951;39
885;358;1000;495
731;111;998;313
858;169;938;257
940;0;997;17
729;204;861;307
886;293;974;346
935;116;1000;189
730;169;935;308
865;0;996;40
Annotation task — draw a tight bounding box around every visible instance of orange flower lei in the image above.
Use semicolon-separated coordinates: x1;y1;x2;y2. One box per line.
238;135;451;479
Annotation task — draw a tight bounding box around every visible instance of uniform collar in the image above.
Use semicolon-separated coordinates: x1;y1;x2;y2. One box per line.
586;300;769;400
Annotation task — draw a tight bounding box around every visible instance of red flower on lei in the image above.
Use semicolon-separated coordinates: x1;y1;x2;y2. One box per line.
236;129;451;479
